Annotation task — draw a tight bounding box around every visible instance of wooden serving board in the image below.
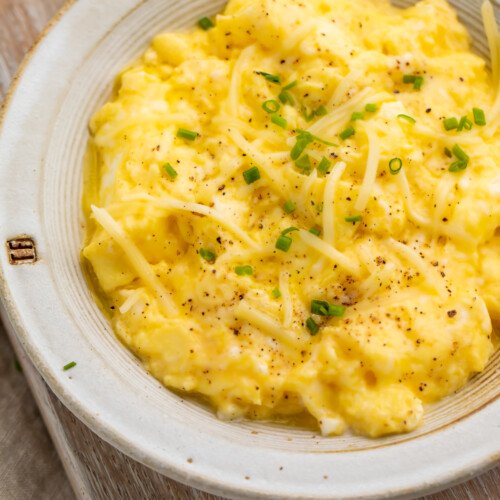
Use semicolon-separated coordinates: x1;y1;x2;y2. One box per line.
0;1;498;498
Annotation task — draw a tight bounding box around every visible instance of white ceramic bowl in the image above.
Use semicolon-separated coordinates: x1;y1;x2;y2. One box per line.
0;1;498;498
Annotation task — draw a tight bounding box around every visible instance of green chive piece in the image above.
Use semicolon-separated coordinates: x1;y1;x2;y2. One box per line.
235;265;253;276
243;166;261;184
309;227;321;237
198;17;214;30
443;117;459;131
177;128;199;141
14;358;22;373
388;157;403;175
452;144;469;162
281;227;299;236
279;90;294;105
339;127;355;140
306;317;320;335
403;74;417;84
199;248;216;263
413;76;424;90
457;116;473;132
345;215;362;223
316;202;324;214
315;105;328;117
271;114;287;129
163;163;178;179
283;200;296;214
327;304;346;317
262;100;280;113
448;160;468;172
311;299;330;316
283;80;298;90
302;109;315;122
63;361;77;371
365;103;378;113
444;147;452;158
256;71;281;84
397;114;416;124
317;157;331;176
291;131;314;160
295;154;311;172
275;234;293;252
473;107;486;126
272;288;282;299
351;111;364;121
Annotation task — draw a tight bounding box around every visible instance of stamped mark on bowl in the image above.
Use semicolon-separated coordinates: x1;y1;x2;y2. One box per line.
6;237;37;265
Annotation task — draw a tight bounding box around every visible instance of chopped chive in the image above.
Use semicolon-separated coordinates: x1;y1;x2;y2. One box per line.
315;202;324;214
177;128;199;141
457;116;473;132
388;157;403;175
403;74;417;84
315;105;328;117
295;154;311;172
198;17;214;30
279;90;294;105
397;114;416;124
448;160;468;172
243;166;261;184
452;144;469;162
271;114;287;129
283;80;298;90
443;117;459;131
281;226;299;235
345;215;362;223
163;163;178;179
309;227;321;237
235;265;253;276
256;71;281;84
317;157;331;175
63;361;77;371
339;127;355;140
262;100;280;113
327;304;346;317
306;317;319;335
275;234;293;252
291;131;314;160
365;103;378;113
311;299;330;316
444;147;452;158
302;109;315;122
199;248;216;263
351;111;364;121
413;76;424;90
473;107;486;126
283;200;296;214
14;358;22;373
272;288;282;299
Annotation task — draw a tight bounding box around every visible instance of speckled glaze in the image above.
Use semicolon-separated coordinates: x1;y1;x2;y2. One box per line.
0;1;498;498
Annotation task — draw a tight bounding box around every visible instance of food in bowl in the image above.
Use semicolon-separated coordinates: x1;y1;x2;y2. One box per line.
82;0;499;437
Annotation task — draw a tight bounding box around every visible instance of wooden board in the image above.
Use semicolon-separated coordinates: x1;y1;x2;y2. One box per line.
0;1;498;498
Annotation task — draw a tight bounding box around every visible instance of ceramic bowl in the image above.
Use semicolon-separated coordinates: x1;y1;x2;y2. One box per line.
0;1;498;498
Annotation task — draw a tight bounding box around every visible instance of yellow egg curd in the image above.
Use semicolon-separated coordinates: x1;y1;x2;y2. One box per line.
82;0;499;437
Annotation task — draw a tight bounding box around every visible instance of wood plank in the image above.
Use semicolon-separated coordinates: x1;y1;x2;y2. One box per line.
0;1;497;499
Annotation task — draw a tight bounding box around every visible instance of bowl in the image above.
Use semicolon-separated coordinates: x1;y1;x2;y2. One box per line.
0;0;498;498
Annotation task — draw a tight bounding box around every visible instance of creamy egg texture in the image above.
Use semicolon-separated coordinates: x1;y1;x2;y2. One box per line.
82;0;499;437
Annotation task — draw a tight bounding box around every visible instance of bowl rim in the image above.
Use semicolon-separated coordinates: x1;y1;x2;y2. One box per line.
0;1;498;498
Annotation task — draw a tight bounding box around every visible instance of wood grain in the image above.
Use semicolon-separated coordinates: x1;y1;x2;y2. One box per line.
0;1;498;499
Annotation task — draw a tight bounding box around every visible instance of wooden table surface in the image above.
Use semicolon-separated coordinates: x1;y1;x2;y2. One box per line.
0;1;498;499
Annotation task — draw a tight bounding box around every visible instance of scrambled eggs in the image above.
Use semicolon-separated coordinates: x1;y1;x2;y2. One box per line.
82;0;499;437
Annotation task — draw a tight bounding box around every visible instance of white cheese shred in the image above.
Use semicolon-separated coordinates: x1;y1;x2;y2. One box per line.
298;229;361;276
387;238;447;297
354;125;380;212
323;161;347;246
91;205;177;315
279;270;293;328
